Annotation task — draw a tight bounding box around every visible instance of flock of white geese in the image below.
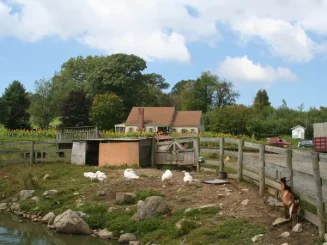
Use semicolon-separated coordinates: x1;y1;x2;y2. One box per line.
84;168;193;184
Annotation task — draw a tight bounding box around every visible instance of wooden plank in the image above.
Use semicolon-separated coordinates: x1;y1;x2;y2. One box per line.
244;142;260;149
265;145;287;154
303;210;319;227
30;141;35;164
224;138;238;144
219;138;224;173
311;152;326;239
286;149;293;188
151;137;156;167
0;159;23;163
200;137;221;142
237;139;244;183
293;149;312;158
0;150;29;154
0;141;32;145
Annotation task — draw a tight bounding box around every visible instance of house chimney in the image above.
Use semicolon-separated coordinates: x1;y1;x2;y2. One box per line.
138;108;144;131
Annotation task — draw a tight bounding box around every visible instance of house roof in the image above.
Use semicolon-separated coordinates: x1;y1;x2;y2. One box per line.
171;111;202;127
291;125;306;130
125;107;175;126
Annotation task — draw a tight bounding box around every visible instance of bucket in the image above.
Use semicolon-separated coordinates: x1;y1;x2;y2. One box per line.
217;171;228;179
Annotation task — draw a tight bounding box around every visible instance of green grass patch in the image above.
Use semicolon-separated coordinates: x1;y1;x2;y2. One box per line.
135;190;164;201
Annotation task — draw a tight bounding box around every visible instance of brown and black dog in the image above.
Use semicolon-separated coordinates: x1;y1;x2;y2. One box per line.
280;177;300;228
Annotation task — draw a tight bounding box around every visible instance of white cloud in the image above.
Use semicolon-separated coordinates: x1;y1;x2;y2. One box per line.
217;56;296;87
1;0;327;63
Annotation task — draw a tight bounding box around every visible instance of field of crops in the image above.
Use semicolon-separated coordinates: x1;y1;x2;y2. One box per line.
0;128;264;143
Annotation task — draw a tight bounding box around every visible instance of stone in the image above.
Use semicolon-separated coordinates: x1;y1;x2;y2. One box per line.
12;197;18;202
241;199;249;206
19;190;35;201
281;243;289;245
116;192;136;205
132;196;169;221
43;174;50;180
98;228;113;239
175;219;185;230
292;223;303;233
75;211;88;219
96;190;105;197
272;217;289;226
251;234;264;243
241;188;249;192
323;243;327;245
53;209;92;234
324;233;327;241
31;196;40;204
43;190;58;197
41;212;56;224
129;241;140;245
10;202;20;212
279;231;290;238
108;207;117;212
118;233;137;243
125;207;131;213
0;203;7;211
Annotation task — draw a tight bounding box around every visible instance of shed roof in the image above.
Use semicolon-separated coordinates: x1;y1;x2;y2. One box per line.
171;111;202;127
125;107;175;126
291;125;306;130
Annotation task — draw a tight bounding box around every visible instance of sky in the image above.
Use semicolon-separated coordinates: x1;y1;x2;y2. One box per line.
1;0;327;109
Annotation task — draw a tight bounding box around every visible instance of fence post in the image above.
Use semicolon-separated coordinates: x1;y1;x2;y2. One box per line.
30;141;35;164
237;139;244;183
218;138;225;174
151;137;156;167
194;137;200;172
311;152;326;239
286;149;293;188
259;144;265;197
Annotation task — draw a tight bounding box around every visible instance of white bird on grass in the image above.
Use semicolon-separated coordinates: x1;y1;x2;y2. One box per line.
225;156;230;164
161;170;173;184
95;171;107;182
124;168;140;179
84;171;108;182
183;171;193;185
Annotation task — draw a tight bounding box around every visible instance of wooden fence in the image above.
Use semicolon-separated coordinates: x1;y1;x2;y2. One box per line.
200;137;327;239
0;141;71;164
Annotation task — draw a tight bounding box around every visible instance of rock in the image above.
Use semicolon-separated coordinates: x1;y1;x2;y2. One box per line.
241;199;249;206
0;203;7;211
96;190;105;197
241;188;249;192
75;211;88;219
53;209;92;234
292;223;302;233
325;233;327;241
129;241;140;245
175;219;185;230
43;174;50;180
132;196;169;221
251;234;264;243
272;217;289;226
116;192;136;205
98;228;113;239
118;233;137;243
323;243;327;245
125;207;131;213
10;202;20;212
108;207;117;212
12;197;18;202
43;190;58;197
281;243;289;245
31;196;40;204
19;190;35;201
280;231;290;238
41;212;56;224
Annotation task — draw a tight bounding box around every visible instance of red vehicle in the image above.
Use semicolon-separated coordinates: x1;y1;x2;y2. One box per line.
266;137;292;148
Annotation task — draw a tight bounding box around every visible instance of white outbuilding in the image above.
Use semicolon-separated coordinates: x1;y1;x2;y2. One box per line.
291;125;306;139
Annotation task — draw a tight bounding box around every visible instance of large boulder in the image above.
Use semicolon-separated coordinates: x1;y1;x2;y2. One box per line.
132;196;169;221
19;190;35;201
116;192;136;205
40;212;56;224
53;210;92;234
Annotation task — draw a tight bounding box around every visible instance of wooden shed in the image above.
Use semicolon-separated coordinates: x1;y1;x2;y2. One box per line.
71;138;152;167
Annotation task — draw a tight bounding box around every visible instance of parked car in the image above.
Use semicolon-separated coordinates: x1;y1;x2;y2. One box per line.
266;137;292;148
298;140;313;148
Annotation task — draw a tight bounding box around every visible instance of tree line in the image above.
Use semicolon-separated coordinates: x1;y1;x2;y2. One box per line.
0;53;325;139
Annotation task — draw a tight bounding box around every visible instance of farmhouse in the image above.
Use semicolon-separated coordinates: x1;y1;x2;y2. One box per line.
291;125;306;139
115;107;204;134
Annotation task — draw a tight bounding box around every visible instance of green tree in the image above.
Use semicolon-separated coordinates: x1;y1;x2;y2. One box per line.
0;97;8;124
28;79;56;129
89;93;124;130
60;90;91;127
2;81;30;129
253;89;271;109
212;79;240;108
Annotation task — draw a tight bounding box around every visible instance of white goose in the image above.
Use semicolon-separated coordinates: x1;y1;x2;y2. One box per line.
161;170;173;184
183;171;193;185
124;168;140;179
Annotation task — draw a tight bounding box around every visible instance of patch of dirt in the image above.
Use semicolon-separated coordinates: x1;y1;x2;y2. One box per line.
89;168;318;245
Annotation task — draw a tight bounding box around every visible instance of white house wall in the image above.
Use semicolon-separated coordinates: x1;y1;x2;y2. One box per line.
292;128;305;139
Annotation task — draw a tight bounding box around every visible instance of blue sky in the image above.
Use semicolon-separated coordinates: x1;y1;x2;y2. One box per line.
1;0;327;110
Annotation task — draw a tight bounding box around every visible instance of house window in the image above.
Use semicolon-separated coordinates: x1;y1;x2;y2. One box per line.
129;127;133;132
182;129;188;133
171;128;177;132
148;127;153;132
191;129;195;133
